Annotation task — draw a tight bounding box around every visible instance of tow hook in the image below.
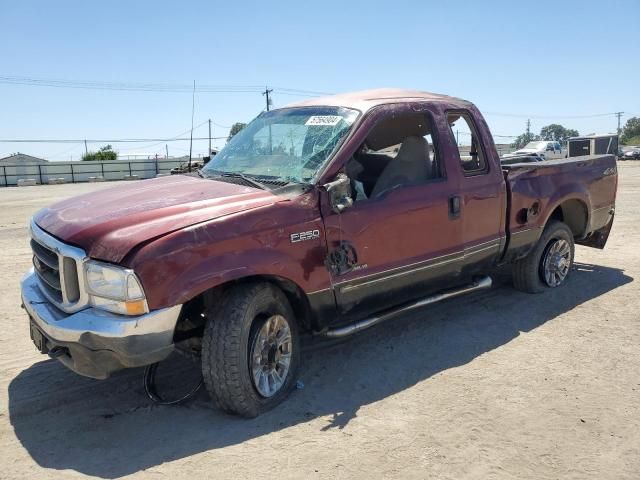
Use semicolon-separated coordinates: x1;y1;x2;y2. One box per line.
48;346;69;359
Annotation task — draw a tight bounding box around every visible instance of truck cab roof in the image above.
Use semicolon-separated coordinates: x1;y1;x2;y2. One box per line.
286;88;473;113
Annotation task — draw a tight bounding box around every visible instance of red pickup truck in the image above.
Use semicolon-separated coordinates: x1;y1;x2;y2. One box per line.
21;89;617;417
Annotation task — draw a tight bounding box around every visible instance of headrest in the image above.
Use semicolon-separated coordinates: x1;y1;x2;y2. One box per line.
396;136;429;161
366;113;431;151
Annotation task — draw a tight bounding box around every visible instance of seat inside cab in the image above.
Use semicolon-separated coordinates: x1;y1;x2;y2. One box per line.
345;112;440;200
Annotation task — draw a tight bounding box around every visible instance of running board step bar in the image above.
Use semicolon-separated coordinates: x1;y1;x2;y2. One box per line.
322;276;492;338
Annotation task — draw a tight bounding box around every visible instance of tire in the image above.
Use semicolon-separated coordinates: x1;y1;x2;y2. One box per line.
201;282;300;418
512;220;575;293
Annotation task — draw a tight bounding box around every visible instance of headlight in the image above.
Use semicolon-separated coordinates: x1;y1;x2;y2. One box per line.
84;260;148;315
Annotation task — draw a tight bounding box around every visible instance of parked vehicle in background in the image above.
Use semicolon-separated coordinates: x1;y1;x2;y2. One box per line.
170;159;205;174
21;88;618;417
568;134;618;158
618;146;626;159
621;147;640;160
171;150;217;174
500;153;544;165
503;141;565;160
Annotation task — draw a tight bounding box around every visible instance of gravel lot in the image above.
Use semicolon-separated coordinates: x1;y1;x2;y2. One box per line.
1;166;639;479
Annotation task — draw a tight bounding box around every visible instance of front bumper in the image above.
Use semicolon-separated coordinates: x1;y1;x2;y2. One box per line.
21;270;182;379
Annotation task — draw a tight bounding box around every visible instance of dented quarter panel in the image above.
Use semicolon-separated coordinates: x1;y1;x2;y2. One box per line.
125;189;331;311
504;154;617;259
34;175;279;263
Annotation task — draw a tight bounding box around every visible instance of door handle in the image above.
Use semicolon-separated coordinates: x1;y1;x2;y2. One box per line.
449;196;461;219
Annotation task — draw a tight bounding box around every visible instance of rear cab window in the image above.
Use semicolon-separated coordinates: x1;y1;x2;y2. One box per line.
446;111;488;175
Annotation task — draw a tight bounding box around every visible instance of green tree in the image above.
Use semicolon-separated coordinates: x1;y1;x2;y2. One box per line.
511;132;539;149
539;124;579;145
621;117;640;144
227;122;247;142
82;144;117;161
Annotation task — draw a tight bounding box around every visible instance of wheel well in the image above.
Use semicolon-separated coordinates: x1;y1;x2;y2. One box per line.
173;276;314;346
549;199;588;238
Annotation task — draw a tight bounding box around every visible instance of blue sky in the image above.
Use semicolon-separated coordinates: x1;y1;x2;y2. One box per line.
1;0;638;160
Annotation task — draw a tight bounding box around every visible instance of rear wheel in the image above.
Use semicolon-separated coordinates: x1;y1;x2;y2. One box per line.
513;220;575;293
201;282;300;417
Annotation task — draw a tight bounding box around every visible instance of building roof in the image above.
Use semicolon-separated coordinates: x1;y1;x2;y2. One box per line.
285;88;471;112
0;153;48;165
569;134;618;140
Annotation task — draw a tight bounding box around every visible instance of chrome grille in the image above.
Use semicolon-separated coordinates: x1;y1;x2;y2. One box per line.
31;239;63;302
30;220;88;313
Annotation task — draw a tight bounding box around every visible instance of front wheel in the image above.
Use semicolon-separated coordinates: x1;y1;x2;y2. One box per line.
512;220;575;293
201;282;300;417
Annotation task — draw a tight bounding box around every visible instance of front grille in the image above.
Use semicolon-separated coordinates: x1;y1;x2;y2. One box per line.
31;239;63;302
30;221;87;312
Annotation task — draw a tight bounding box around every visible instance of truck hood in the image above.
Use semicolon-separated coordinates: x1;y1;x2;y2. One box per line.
34;175;280;263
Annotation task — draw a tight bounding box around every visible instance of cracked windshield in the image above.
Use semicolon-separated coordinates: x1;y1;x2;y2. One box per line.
202;107;359;183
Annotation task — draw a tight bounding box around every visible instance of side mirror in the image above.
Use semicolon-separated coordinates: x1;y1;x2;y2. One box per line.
323;173;353;213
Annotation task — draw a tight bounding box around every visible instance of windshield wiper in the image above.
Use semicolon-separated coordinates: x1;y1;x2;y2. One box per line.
215;171;266;190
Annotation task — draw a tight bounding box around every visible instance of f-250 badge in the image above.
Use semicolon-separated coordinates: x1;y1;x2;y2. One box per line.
290;229;320;243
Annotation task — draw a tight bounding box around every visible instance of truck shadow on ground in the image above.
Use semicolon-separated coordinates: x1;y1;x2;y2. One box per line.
8;262;632;478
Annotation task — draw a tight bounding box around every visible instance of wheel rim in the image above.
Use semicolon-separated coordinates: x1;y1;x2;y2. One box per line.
250;314;292;398
542;238;571;287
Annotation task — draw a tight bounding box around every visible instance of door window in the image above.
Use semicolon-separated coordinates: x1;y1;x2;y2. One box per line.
447;112;488;175
345;111;442;201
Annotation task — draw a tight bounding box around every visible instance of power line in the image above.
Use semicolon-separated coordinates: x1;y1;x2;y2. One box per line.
1;74;628;120
0;136;228;143
0;75;332;98
210;120;232;128
458;131;518;138
0;75;266;93
483;110;622;119
117;120;209;152
272;86;334;96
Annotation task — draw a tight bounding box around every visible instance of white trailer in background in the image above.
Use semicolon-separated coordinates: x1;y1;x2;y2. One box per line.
568;134;618;158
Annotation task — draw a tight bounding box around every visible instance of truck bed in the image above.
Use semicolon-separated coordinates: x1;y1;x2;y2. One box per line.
502;154;617;261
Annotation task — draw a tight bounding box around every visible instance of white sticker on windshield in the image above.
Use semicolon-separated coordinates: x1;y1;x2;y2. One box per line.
305;115;341;126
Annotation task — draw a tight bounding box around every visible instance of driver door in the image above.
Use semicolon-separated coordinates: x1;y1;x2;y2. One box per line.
320;105;464;322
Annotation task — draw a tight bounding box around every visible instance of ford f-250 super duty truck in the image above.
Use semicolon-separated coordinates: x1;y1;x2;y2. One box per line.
21;89;617;417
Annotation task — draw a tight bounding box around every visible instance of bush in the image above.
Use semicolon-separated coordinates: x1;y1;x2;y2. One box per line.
621;135;640;146
82;145;117;161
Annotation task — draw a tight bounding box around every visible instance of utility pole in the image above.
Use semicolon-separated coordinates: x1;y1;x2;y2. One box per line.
615;112;624;136
84;139;88;157
208;119;212;157
526;119;531;139
263;86;274;153
262;86;273;111
165;144;169;159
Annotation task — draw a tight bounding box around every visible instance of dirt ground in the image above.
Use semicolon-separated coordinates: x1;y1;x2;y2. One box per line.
0;166;639;480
